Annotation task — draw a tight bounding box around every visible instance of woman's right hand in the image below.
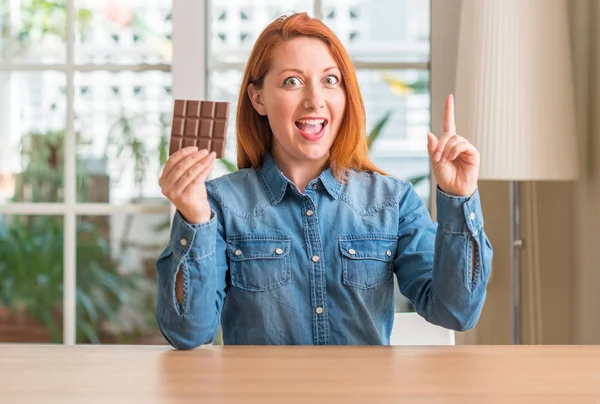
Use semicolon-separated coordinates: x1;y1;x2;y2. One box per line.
159;146;217;224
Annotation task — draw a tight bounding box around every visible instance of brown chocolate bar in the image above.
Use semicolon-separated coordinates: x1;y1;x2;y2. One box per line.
169;99;230;158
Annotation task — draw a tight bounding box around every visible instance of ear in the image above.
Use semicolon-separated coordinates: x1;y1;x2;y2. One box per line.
247;83;268;116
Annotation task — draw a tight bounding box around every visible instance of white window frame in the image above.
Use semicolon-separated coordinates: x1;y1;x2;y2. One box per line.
0;0;448;345
0;0;172;345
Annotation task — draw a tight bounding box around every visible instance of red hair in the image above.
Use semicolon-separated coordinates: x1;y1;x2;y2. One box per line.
235;12;386;179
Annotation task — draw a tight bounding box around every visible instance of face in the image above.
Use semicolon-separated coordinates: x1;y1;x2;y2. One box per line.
248;37;347;166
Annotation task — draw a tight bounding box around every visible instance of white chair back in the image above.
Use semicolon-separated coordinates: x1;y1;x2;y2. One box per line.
390;312;456;345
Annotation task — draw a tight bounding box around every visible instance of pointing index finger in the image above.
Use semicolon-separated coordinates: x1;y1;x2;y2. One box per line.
443;94;456;135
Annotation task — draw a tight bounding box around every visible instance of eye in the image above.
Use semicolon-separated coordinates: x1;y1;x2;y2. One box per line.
323;75;340;86
283;77;302;87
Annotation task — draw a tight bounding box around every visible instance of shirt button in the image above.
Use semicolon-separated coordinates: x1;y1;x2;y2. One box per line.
306;210;314;217
469;212;476;220
311;183;318;189
275;248;284;255
180;238;188;246
312;255;320;262
315;307;323;314
235;249;243;256
348;249;356;255
386;250;392;257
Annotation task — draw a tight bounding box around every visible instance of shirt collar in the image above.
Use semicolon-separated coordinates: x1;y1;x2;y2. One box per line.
257;151;343;204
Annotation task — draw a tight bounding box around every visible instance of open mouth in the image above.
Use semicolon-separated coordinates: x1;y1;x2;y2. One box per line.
295;118;328;139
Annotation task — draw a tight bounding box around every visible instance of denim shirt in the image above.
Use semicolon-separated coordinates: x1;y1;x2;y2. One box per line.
155;153;493;349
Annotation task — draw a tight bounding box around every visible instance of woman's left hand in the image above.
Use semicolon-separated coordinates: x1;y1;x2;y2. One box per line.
427;94;480;197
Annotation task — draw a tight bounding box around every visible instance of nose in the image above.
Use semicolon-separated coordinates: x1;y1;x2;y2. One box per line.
304;86;324;110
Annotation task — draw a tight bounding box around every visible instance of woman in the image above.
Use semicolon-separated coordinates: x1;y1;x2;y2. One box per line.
156;13;492;349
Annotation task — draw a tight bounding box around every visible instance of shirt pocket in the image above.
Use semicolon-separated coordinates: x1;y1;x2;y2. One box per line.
339;235;398;290
226;235;291;292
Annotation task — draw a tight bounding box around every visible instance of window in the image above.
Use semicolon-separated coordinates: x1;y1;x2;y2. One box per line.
0;0;433;344
0;0;172;345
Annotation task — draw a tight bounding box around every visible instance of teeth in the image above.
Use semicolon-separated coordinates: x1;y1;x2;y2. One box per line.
295;119;325;125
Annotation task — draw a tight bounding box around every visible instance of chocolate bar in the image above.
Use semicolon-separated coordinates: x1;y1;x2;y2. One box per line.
169;99;230;158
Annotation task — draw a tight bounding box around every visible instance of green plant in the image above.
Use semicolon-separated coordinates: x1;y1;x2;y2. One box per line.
14;129;96;203
366;110;429;187
0;129;156;343
1;0;93;58
0;215;147;343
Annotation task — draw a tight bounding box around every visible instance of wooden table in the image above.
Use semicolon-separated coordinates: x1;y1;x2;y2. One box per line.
1;344;599;403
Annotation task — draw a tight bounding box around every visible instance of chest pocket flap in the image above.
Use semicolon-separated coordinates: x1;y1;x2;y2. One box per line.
226;236;291;292
339;235;398;289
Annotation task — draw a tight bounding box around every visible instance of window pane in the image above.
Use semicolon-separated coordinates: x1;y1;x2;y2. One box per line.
0;72;66;204
359;69;431;204
0;0;70;64
74;71;171;204
209;0;315;64
75;0;172;64
321;0;429;63
0;215;64;343
76;213;169;344
207;69;243;178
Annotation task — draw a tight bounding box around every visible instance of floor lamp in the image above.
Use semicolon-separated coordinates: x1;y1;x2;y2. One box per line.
454;0;579;344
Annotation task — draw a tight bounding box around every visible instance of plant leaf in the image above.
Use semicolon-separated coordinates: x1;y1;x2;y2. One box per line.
219;158;238;173
408;174;429;186
76;289;98;323
367;111;392;149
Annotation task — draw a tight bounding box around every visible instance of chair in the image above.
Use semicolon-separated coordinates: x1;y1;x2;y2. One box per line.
389;312;455;345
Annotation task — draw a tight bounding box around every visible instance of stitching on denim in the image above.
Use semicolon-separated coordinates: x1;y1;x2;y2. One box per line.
191;247;216;261
230;274;291;292
229;255;291;292
339;192;401;216
306;195;325;345
302;196;319;344
228;252;289;260
338;235;398;262
318;232;325;345
341;242;394;289
305;200;317;342
225;238;290;260
438;227;472;236
338;175;406;216
227;235;291;242
437;186;479;201
210;171;272;218
257;165;278;204
342;267;393;290
339;234;399;241
219;201;269;218
223;168;251;183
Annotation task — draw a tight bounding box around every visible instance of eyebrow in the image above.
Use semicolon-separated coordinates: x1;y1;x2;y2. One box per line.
278;66;339;76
